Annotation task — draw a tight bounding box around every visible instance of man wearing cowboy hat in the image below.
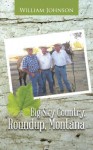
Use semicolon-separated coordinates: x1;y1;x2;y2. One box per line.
37;45;54;95
22;47;43;97
52;43;72;93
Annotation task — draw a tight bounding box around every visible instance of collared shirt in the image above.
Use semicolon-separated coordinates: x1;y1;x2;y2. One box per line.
22;54;40;73
52;49;72;66
37;52;53;70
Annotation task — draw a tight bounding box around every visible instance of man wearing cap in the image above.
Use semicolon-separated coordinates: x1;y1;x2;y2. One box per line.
37;46;54;95
52;43;72;93
22;48;43;97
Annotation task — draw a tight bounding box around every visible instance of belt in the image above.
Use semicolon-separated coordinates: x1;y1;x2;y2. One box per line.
42;68;50;71
55;65;65;68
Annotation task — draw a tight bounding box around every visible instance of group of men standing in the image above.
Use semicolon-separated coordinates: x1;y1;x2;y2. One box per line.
22;43;72;97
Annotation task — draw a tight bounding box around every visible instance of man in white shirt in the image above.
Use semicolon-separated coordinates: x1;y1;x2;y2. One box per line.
52;43;72;93
37;46;54;95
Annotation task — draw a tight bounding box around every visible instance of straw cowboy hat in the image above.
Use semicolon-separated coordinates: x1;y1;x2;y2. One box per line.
39;44;50;49
53;43;62;47
24;47;34;51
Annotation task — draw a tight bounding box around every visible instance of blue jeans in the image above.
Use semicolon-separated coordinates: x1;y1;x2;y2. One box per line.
41;69;54;94
55;65;72;91
29;72;43;97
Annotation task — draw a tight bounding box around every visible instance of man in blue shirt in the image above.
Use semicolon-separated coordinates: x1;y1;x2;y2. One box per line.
22;47;43;97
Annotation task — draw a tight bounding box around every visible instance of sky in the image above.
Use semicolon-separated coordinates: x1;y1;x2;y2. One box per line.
4;30;85;57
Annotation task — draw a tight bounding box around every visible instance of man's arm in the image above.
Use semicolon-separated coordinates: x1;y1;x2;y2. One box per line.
65;51;72;64
22;68;30;74
36;54;42;73
22;57;35;77
23;68;35;77
50;54;54;70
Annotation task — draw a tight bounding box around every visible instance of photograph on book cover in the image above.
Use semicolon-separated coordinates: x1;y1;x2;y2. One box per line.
4;30;91;99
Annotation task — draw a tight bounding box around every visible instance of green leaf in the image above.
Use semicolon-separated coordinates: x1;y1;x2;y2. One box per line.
7;93;20;117
23;99;41;116
22;107;31;116
31;99;41;110
7;84;41;117
16;83;34;110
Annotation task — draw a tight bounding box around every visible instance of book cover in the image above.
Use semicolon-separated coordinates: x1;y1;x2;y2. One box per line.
0;0;93;149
